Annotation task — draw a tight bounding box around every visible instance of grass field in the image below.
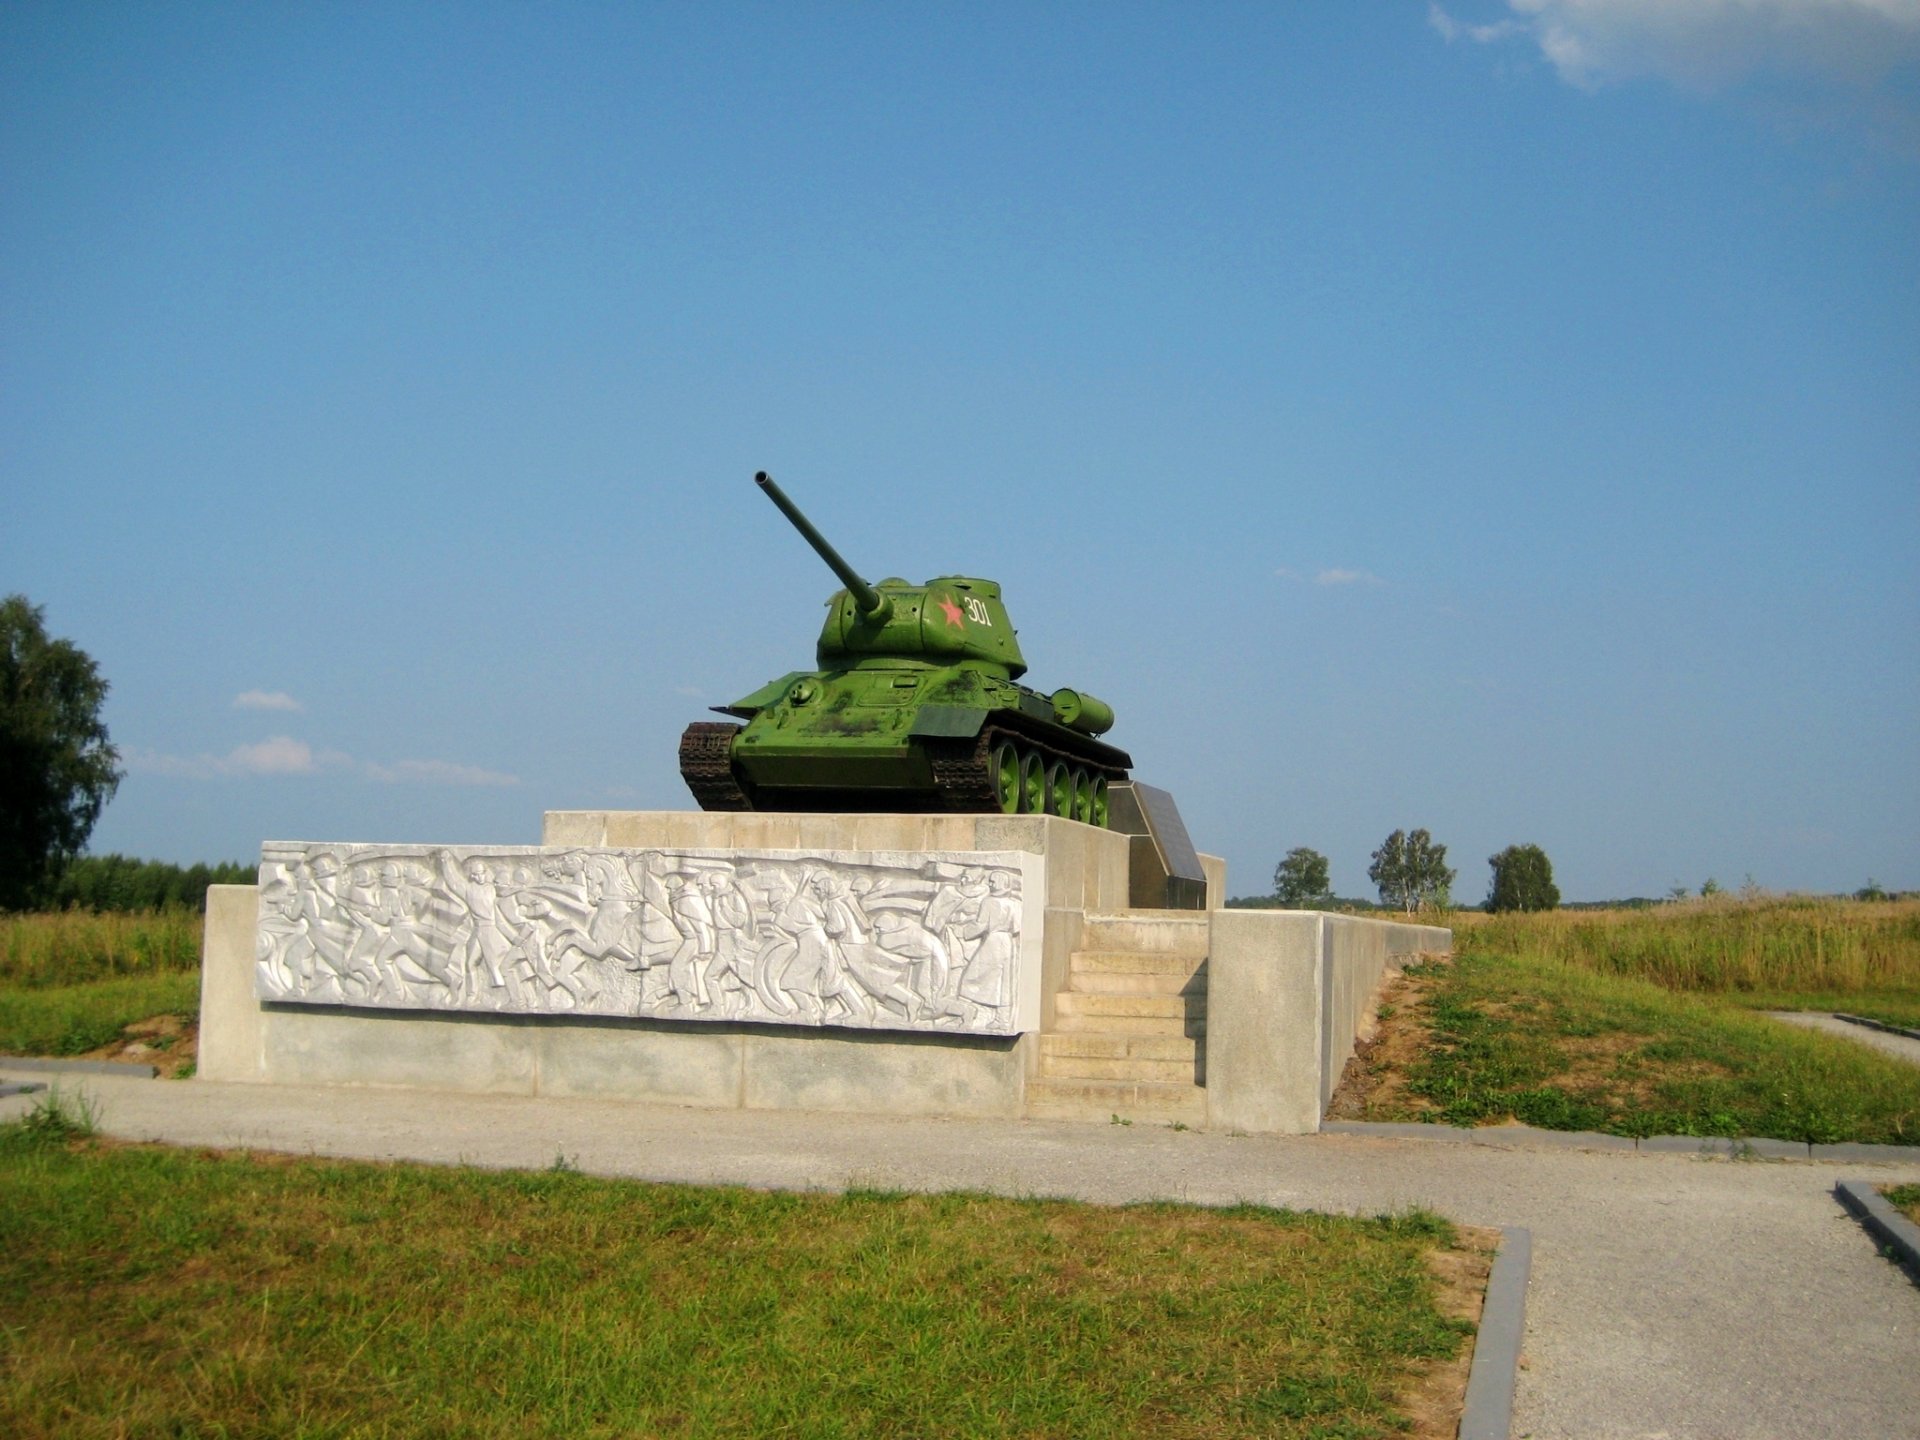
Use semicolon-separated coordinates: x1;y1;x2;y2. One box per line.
1355;952;1920;1142
0;1106;1484;1440
1344;897;1920;1144
1449;896;1920;1024
0;908;202;988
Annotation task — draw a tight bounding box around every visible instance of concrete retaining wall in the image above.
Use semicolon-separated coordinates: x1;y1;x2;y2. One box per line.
1204;910;1450;1135
200;823;1417;1132
202;882;1034;1116
199;815;1226;1121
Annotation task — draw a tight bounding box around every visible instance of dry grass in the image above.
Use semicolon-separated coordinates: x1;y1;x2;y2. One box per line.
1448;896;1920;1000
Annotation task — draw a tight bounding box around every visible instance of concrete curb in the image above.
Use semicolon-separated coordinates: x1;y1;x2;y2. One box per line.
0;1080;49;1099
0;1055;159;1079
1321;1120;1920;1164
1836;1181;1920;1284
1833;1013;1920;1044
1461;1227;1530;1440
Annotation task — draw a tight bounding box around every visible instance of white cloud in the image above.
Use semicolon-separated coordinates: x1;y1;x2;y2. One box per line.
1276;566;1387;587
1428;3;1525;44
230;736;323;775
1432;0;1920;92
125;735;331;779
233;690;303;713
363;758;520;788
126;738;516;787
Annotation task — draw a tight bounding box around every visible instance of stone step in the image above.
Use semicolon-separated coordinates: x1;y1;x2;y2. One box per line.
1065;964;1208;997
1038;1048;1204;1084
1041;1033;1201;1062
1025;1075;1207;1125
1080;912;1211;958
1052;992;1206;1037
1071;949;1208;977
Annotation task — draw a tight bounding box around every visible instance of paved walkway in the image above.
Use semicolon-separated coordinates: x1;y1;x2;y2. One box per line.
6;1075;1918;1440
1766;1010;1920;1066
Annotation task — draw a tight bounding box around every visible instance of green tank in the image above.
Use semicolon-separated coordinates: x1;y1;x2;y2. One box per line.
679;472;1132;825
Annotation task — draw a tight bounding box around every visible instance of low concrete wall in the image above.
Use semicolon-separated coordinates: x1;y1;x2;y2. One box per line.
202;879;1032;1117
201;814;1131;1122
1203;910;1449;1135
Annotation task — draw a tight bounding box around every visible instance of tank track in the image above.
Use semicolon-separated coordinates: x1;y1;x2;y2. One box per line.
678;722;755;811
927;729;1002;811
927;721;1130;815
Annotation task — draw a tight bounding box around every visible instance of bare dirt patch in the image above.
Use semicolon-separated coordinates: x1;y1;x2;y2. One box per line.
1399;1222;1499;1440
81;1013;198;1078
1327;965;1446;1120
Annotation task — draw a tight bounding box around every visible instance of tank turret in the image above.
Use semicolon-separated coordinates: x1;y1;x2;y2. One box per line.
679;472;1130;823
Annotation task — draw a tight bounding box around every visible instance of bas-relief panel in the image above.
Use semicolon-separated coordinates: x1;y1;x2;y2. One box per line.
255;843;1036;1036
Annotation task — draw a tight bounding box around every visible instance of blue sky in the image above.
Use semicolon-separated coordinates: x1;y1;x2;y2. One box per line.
4;2;1916;902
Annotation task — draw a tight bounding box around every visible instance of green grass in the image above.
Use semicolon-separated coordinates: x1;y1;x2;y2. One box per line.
1885;1184;1920;1226
1369;952;1920;1144
0;972;199;1057
0;908;203;987
0;1127;1476;1440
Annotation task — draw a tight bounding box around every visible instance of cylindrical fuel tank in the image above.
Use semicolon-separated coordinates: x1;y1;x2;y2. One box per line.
1050;688;1115;735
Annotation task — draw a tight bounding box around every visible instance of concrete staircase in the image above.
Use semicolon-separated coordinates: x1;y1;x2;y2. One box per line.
1026;911;1209;1124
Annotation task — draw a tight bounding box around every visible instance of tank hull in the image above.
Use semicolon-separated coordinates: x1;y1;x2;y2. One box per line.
679;664;1132;822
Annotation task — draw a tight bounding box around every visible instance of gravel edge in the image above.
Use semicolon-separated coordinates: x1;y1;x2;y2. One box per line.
1460;1226;1530;1440
0;1055;159;1079
1833;1013;1920;1043
1321;1120;1920;1163
1835;1180;1920;1284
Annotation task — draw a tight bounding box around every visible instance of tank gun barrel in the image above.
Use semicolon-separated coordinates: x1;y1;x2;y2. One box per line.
754;471;888;618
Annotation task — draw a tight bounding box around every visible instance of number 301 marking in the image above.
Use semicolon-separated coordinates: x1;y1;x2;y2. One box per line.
963;597;992;626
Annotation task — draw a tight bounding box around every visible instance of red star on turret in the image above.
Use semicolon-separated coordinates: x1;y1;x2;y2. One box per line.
936;594;966;629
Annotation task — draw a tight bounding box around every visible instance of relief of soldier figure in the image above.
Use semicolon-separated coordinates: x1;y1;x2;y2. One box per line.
256;846;1025;1034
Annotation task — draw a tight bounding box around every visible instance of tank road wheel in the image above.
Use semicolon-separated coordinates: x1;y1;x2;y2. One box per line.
1018;751;1046;813
991;741;1022;814
1046;761;1073;818
1070;767;1093;824
1090;775;1110;828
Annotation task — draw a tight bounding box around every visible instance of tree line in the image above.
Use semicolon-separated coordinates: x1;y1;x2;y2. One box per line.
1266;832;1559;915
49;854;257;913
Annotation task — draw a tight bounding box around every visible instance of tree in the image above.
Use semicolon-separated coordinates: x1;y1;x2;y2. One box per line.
1368;828;1455;914
1272;847;1332;908
0;596;122;911
1485;843;1560;913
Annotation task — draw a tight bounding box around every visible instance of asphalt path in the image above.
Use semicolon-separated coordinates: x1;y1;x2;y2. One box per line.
6;1075;1918;1440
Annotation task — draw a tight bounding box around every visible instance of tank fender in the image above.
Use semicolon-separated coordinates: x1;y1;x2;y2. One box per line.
907;706;990;739
712;671;810;720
